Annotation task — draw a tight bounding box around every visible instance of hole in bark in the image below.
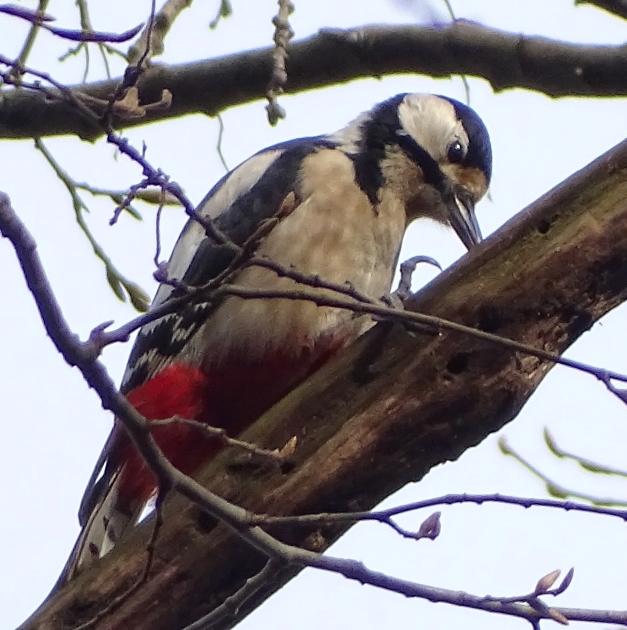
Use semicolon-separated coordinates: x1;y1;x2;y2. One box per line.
195;508;219;534
280;460;296;474
592;255;627;296
447;352;469;374
537;219;552;234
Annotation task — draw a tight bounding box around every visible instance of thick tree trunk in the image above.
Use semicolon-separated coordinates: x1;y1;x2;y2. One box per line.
21;137;627;630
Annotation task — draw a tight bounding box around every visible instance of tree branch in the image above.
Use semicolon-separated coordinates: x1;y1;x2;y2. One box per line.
249;493;627;529
4;20;627;139
577;0;627;20
15;128;627;629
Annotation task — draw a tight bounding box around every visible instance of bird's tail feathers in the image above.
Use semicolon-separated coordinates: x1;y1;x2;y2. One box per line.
54;468;136;589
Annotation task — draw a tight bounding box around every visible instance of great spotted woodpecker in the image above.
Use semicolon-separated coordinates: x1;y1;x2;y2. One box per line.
62;92;492;580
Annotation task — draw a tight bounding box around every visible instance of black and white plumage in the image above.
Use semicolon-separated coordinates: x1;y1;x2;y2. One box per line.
62;92;492;582
122;92;491;389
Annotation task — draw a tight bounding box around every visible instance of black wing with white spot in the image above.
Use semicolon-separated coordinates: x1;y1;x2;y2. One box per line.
120;137;335;393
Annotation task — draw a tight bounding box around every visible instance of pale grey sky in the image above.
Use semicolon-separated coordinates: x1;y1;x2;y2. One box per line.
2;2;627;629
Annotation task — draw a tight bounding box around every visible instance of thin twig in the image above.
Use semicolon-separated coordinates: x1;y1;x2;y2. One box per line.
249;492;627;529
209;0;232;29
74;493;168;629
134;0;157;71
215;282;627;387
106;131;237;248
0;3;142;45
34;138;150;311
544;428;627;478
83;250;627;396
440;1;471;103
150;416;288;464
499;437;627;507
216;114;229;172
0;52;100;125
8;0;51;82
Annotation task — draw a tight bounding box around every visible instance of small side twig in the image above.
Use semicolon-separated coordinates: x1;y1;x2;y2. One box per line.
150;416;291;464
544;428;627;478
0;4;142;45
34;138;150;311
209;0;233;29
71;502;165;630
482;568;575;626
266;0;294;125
248;491;627;531
499;437;627;507
106;131;237;249
6;0;51;82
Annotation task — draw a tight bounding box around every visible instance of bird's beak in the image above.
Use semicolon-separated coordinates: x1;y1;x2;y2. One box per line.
447;189;482;250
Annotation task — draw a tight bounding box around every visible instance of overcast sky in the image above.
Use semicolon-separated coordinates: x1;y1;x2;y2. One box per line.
2;1;627;629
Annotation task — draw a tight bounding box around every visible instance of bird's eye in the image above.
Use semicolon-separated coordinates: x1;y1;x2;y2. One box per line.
447;140;465;164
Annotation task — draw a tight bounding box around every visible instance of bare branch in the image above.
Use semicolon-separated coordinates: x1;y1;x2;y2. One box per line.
85;246;627;395
271;554;625;628
576;0;627;20
209;0;232;29
215;282;627;387
45;22;142;44
249;492;627;529
6;21;627;139
0;190;291;573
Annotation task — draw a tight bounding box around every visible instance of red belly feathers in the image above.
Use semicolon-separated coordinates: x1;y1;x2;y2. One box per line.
112;342;344;508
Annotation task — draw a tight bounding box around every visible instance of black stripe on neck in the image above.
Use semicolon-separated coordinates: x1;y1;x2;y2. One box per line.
349;94;448;205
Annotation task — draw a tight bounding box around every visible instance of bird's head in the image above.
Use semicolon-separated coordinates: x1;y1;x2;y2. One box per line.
344;93;492;250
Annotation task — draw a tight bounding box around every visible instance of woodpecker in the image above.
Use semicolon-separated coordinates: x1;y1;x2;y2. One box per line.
61;93;492;581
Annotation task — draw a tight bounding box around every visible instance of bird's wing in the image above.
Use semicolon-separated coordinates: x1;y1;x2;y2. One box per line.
77;136;333;523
